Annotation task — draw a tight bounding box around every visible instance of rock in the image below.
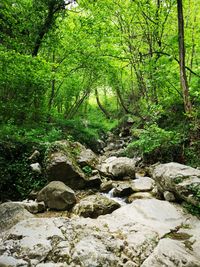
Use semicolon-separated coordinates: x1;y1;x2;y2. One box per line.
94;139;105;153
127;117;134;124
100;180;113;192
163;191;176;202
100;156;136;179
1;199;200;266
112;181;134;197
127;192;154;203
0;202;34;233
132;177;155;192
77;148;99;168
108;199;185;236
104;142;115;152
92;169;99;175
45;141;86;189
141;238;200;267
0;218;64;264
12;200;46;214
151;185;162;199
69;141;99;168
0;255;28;267
76;189;97;202
37;264;68;267
37;181;76;211
84;174;102;188
30;162;42;173
23;200;46;213
72;194;120;218
111;177;154;198
109;148;125;157
152;162;200;207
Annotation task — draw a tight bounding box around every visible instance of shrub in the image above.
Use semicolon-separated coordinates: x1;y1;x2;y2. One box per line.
0;140;47;201
126;123;183;163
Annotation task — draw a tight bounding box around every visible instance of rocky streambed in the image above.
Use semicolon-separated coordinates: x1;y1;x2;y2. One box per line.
0;138;200;267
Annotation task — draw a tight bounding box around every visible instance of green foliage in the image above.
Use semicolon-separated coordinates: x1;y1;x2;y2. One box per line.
1;0;200;201
0;49;51;124
0;141;47;201
187;184;200;201
184;142;200;168
53;110;117;149
0;123;63;143
126;124;183;163
183;202;200;217
82;165;92;176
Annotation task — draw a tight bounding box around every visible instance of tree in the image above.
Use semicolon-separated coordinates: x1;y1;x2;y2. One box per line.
177;0;192;114
32;0;74;56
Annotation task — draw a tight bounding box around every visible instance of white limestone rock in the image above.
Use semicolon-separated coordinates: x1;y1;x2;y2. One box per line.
152;162;200;207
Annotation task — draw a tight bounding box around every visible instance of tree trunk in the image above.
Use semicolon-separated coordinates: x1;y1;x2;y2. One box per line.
48;51;56;111
32;5;55;57
177;0;192;114
115;85;131;114
95;88;110;119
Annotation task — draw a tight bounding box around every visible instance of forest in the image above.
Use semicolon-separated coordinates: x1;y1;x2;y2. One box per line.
0;0;200;201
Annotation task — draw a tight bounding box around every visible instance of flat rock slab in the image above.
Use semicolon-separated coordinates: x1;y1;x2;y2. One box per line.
141;238;200;267
0;218;64;265
132;177;155;192
102;199;185;237
0;199;199;267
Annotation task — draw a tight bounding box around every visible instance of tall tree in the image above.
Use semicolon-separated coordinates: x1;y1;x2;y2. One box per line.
177;0;192;114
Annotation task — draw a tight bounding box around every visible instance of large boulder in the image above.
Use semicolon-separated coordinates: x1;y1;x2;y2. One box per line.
72;194;120;218
1;199;200;266
45;141;87;189
99;156;136;179
152;162;200;207
37;181;76;211
71;142;99;168
0;202;33;232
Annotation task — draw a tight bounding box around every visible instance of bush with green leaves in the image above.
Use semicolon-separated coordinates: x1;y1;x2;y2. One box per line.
126;123;183;163
0;49;51;124
183;202;200;217
0;140;47;201
0;121;64;144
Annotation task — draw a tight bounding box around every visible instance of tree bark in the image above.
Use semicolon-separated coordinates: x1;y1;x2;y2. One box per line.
48;51;56;111
32;3;55;57
32;1;66;57
177;0;192;114
95;88;110;119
